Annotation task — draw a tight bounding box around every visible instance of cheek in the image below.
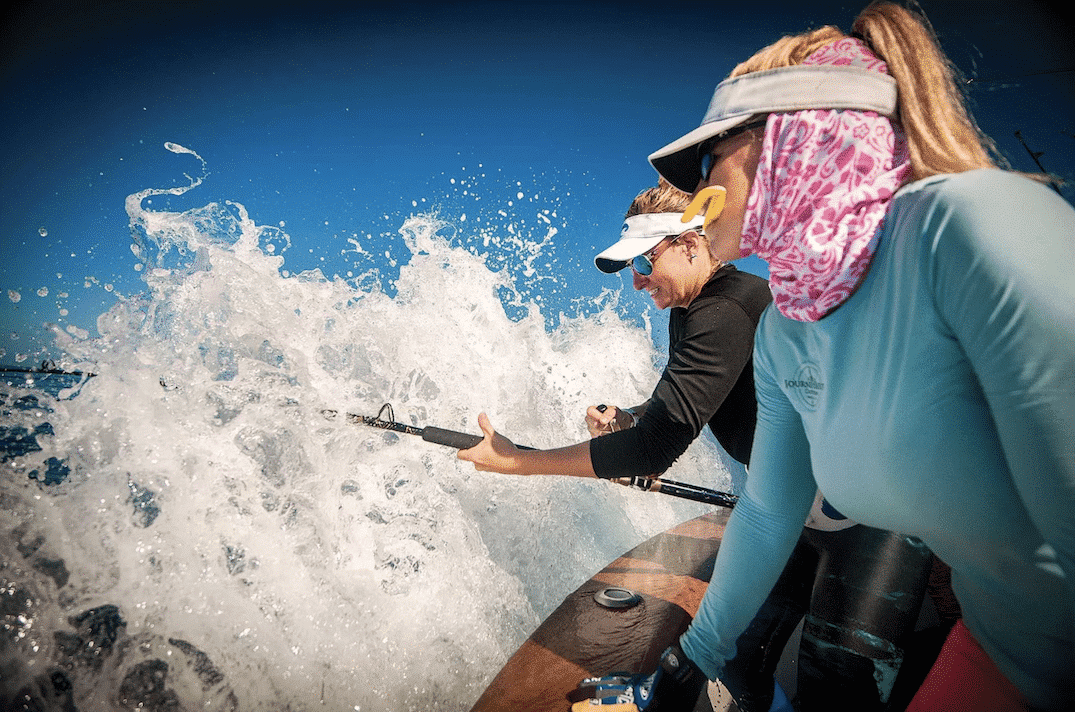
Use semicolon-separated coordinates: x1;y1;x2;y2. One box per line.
704;204;747;261
719;137;762;208
717;163;752;204
707;155;759;255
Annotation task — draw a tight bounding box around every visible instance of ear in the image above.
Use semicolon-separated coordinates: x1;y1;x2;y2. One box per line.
679;230;705;253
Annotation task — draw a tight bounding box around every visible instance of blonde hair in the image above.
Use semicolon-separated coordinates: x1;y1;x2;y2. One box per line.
730;2;1003;182
624;178;692;218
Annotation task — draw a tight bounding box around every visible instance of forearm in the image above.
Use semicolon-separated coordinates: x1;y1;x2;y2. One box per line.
681;340;817;679
680;492;807;679
511;441;598;478
459;413;600;478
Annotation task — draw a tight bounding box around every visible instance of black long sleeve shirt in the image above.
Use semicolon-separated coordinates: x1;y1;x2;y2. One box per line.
590;265;772;476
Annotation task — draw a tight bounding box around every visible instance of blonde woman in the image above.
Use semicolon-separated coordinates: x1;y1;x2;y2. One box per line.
463;181;938;712
574;2;1074;711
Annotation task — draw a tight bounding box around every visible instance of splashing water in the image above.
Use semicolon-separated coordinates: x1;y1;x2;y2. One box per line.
1;145;732;711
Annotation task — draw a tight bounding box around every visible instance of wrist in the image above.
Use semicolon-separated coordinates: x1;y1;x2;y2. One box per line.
653;644;707;708
622;406;640;427
513;448;536;476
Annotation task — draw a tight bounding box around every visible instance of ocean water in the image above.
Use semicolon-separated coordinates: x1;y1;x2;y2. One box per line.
1;144;733;711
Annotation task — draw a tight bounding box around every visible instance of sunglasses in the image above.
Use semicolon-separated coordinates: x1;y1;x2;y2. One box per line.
629;234;682;276
698;118;768;184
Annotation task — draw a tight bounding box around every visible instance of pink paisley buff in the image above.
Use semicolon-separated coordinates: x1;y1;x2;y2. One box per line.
741;38;911;321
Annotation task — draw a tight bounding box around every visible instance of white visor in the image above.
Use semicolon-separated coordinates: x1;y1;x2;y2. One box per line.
649;65;898;192
594;212;704;273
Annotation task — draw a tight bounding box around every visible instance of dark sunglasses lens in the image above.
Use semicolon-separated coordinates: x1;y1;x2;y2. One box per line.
632;255;653;276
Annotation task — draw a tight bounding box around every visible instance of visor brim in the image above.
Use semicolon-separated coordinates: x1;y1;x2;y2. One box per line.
648;116;755;193
648;65;898;192
594;235;667;273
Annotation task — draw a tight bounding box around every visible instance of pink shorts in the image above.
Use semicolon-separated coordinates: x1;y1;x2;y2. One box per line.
906;619;1030;712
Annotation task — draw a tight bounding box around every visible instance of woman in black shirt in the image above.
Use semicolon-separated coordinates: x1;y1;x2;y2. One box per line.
458;182;770;481
459;182;793;706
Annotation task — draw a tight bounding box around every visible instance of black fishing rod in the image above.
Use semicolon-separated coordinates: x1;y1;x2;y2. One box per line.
322;403;530;451
1013;130;1064;196
0;362;95;377
324;403;738;509
605;474;737;509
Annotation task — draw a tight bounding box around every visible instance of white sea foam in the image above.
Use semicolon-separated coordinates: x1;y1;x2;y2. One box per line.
1;145;732;710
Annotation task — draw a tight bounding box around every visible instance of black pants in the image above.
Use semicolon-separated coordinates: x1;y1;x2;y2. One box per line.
719;525;934;712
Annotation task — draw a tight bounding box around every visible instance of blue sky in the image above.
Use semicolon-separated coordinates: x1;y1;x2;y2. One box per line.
2;0;1072;365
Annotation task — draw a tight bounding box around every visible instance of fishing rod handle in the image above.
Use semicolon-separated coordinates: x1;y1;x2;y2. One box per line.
655;482;738;509
422;427;484;450
422;426;536;451
610;475;738;509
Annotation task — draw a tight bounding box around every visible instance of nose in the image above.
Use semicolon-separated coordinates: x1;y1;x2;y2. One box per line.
632;267;646;290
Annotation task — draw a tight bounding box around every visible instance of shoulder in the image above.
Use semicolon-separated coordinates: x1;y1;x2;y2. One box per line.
900;168;1055;196
880;171;1075;351
671;269;768;351
891;170;1072;242
694;266;773;324
885;170;1072;290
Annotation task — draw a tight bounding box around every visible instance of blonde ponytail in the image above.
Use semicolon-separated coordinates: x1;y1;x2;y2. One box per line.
729;2;1006;181
852;2;1001;179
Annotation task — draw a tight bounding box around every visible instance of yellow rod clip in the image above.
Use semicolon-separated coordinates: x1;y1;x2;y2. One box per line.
682;185;727;231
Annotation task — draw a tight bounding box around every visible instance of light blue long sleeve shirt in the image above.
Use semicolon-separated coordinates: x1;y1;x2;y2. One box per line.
681;170;1075;709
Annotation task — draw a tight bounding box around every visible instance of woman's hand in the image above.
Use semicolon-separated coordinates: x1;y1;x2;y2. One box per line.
457;412;526;474
568;644;706;711
460;413;601;479
585;404;632;438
